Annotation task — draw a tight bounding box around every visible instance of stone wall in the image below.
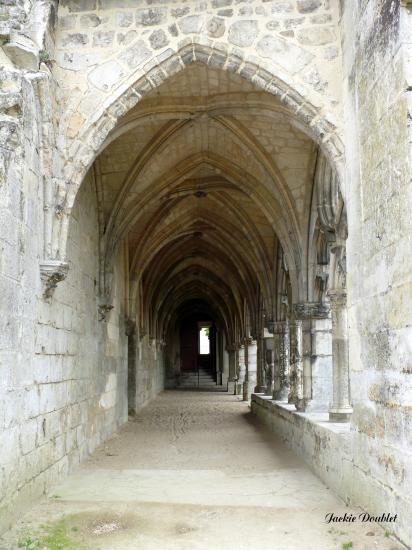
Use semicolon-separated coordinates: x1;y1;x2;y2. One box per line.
342;1;412;545
252;395;352;499
133;336;165;412
0;164;128;532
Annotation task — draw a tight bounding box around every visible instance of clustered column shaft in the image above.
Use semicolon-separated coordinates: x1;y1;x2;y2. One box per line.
328;290;353;421
272;321;290;401
288;319;305;410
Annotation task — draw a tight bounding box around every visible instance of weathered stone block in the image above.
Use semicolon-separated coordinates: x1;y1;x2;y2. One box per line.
256;35;314;73
178;15;205;34
119;39;151;69
61;33;89;47
149;29;169;50
206;16;225;38
297;0;322;13
88;59;126;90
80;14;102;28
228;20;258;47
99;0;140;7
93;30;114;47
171;7;190;18
60;0;97;12
117;12;133;27
296;26;335;46
60;15;77;30
136;8;167;27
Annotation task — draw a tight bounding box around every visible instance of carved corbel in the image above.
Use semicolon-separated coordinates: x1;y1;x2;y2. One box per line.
292;302;330;320
40;260;69;300
98;304;113;321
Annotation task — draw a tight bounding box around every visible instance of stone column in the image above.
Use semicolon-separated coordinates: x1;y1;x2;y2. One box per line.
236;344;246;396
306;316;333;412
328;290;353;422
255;336;267;393
226;344;236;394
272;321;290;400
263;333;275;396
243;339;257;402
288;319;304;410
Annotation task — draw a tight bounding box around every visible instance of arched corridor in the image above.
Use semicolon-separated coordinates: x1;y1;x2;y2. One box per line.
1;391;402;550
81;60;347;417
1;1;412;548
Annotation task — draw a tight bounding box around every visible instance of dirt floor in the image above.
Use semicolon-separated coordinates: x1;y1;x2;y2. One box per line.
0;391;405;550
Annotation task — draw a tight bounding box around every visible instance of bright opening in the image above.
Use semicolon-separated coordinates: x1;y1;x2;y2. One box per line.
199;327;210;355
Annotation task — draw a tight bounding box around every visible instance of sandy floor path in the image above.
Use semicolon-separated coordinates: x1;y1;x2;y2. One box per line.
1;391;404;550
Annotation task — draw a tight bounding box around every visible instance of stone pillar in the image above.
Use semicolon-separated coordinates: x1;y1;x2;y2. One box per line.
263;333;274;396
255;335;266;393
243;339;257;402
226;344;236;394
290;303;332;412
236;344;246;396
328;290;353;422
216;331;223;385
288;319;305;410
306;316;333;412
272;321;289;400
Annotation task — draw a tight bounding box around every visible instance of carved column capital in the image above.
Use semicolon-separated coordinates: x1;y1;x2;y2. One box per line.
40;260;69;300
226;344;237;352
327;289;347;308
292;302;330;320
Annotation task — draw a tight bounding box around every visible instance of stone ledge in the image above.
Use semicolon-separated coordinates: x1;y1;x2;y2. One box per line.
252;394;350;435
251;393;352;499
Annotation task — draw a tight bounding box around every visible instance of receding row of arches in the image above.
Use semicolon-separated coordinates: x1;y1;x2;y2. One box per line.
66;61;351;419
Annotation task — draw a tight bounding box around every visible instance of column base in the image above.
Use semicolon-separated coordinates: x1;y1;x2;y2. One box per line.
273;388;289;401
254;385;266;393
227;381;236;394
329;407;353;422
295;398;307;412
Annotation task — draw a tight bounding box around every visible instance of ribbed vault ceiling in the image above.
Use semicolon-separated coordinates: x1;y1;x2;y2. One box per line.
94;63;318;342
